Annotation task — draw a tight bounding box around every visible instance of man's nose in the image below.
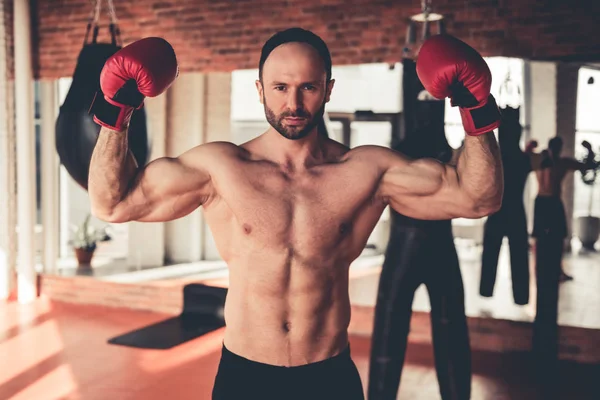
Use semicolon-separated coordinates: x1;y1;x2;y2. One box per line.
287;88;302;111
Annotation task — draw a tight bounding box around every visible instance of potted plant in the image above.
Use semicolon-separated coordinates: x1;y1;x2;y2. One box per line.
576;142;600;251
70;214;112;267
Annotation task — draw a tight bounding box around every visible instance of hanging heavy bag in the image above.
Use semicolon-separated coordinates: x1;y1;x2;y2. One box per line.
398;58;450;162
55;0;149;190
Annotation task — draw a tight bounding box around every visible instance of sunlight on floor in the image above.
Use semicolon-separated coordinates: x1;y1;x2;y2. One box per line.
136;328;224;374
0;300;52;338
10;364;77;400
0;311;78;400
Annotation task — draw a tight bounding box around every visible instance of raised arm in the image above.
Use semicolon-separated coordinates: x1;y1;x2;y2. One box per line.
89;128;216;223
527;140;595;172
377;34;504;220
87;36;212;223
561;157;589;172
524;139;546;171
375;131;502;220
565;140;598;172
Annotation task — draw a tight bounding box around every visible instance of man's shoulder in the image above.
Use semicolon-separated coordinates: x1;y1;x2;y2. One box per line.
188;141;245;159
343;144;388;159
178;141;247;171
343;144;409;167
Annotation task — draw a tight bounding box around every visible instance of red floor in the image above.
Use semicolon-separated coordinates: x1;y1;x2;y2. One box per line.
1;298;598;400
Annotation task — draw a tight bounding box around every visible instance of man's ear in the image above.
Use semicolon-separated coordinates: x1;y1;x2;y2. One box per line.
325;79;335;103
255;80;264;104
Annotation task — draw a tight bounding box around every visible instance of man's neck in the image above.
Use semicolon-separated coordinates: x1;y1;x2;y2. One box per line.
264;128;326;172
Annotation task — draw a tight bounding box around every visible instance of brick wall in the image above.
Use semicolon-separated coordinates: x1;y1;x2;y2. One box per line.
34;0;600;79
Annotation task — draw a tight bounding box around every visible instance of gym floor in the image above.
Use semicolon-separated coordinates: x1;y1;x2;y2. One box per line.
50;240;600;330
1;298;599;400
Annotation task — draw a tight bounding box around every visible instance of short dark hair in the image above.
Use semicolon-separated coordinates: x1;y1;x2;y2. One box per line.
259;27;332;82
549;136;563;154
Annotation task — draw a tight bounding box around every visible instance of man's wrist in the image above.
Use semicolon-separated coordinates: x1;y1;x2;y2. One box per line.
459;95;501;136
89;91;135;131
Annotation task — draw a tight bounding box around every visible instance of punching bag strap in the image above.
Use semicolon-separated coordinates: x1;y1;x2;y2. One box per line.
82;0;122;47
83;0;102;46
106;0;122;47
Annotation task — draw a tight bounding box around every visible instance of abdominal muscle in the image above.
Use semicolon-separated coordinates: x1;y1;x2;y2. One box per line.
222;253;352;367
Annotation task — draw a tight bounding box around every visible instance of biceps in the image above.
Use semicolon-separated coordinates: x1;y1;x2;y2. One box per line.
112;158;210;222
381;162;477;220
132;190;204;222
380;159;450;199
387;189;475;220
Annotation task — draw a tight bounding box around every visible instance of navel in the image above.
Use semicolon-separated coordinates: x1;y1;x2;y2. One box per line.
282;321;291;333
242;223;252;234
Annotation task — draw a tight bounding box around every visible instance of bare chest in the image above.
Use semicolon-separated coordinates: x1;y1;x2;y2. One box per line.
205;161;384;262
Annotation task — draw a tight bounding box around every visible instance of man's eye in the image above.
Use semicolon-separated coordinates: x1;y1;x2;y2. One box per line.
303;85;316;91
274;86;286;91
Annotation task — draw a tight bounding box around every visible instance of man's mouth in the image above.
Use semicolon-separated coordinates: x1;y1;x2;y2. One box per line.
284;117;306;125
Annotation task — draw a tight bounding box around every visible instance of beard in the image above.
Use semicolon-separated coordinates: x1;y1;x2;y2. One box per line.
264;96;326;141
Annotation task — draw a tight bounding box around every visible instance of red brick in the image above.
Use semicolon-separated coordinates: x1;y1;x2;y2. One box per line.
3;1;596;90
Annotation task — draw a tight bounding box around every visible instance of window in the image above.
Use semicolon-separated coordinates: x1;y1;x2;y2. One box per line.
574;67;600;218
444;57;526;149
446;57;525;241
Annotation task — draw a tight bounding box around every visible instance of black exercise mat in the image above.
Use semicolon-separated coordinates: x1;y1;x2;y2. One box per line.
107;313;225;349
108;283;228;349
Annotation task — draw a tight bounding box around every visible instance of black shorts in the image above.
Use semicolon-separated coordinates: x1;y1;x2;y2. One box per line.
532;196;568;238
212;344;364;400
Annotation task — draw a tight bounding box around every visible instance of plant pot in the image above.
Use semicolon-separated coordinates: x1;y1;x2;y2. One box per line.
576;216;600;251
74;247;95;268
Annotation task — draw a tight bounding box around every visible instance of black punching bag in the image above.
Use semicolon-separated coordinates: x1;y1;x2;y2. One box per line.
398;58;450;160
367;58;472;400
56;40;149;190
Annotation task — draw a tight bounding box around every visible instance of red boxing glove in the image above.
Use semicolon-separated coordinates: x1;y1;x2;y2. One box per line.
416;34;501;136
525;140;538;154
90;37;178;131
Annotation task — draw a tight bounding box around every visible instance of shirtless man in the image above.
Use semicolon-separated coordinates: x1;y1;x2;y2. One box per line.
88;30;503;400
527;137;593;280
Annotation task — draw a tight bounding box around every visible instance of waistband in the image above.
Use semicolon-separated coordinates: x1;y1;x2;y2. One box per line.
220;343;352;371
